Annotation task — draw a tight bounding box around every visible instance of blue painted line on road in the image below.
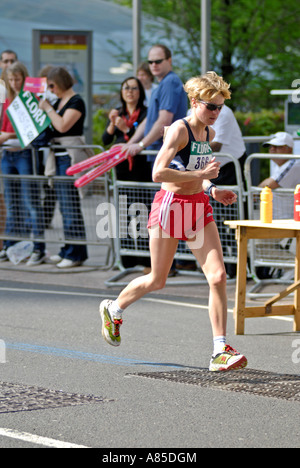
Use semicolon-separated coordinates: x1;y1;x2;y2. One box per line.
5;341;183;369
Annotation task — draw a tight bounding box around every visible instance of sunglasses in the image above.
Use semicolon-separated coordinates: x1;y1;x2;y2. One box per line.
198;100;223;112
148;59;167;65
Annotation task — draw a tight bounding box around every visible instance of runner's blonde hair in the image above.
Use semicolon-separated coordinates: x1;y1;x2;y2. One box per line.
184;71;231;103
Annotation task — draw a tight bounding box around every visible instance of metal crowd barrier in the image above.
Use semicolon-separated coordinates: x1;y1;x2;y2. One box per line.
105;152;245;287
244;153;300;297
0;144;114;270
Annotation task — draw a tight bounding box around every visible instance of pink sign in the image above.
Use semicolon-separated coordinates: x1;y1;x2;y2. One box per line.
24;77;47;94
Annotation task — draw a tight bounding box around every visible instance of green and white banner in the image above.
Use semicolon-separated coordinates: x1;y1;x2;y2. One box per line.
6;89;51;148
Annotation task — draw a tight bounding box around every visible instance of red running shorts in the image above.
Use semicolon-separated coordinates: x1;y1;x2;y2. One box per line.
147;189;214;241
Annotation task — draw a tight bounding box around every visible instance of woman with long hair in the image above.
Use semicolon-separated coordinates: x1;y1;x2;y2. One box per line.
0;61;45;265
102;76;151;182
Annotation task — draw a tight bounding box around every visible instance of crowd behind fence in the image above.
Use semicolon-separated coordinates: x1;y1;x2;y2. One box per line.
0;144;114;270
0;142;300;294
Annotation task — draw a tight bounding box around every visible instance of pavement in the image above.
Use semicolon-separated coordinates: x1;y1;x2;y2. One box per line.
0;248;296;308
0;252;299;449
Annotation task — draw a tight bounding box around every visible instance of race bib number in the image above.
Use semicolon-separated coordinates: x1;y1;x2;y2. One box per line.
186;141;212;171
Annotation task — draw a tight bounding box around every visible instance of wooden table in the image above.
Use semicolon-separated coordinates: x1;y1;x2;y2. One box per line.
224;219;300;334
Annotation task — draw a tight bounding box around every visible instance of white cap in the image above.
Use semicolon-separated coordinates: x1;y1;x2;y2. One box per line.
263;131;294;148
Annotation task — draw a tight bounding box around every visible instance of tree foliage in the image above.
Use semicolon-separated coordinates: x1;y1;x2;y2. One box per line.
111;0;300;110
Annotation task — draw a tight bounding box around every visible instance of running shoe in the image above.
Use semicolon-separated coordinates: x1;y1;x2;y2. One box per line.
209;344;247;372
99;299;123;347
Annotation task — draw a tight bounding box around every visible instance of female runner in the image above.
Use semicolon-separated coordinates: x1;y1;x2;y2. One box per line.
100;71;247;372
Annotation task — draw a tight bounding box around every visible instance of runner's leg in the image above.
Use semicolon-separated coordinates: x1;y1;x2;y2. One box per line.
187;221;227;337
117;225;179;309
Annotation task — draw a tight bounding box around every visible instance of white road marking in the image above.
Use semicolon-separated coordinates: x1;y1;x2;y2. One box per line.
0;286;293;321
0;427;88;448
0;286;218;309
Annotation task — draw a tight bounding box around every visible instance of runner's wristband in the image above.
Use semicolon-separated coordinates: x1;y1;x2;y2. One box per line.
205;183;216;197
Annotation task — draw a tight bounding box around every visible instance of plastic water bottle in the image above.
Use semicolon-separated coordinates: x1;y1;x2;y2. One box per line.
260;186;273;223
6;241;34;265
294;184;300;221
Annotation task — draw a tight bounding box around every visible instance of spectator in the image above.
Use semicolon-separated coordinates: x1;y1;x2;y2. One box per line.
39;66;91;268
136;62;157;106
210;104;247;187
255;131;299;280
0;50;18;73
0;50;18;244
38;65;57;105
123;44;187;168
0;61;46;265
102;76;150;181
0;50;18;99
0;51;18;115
260;131;300;219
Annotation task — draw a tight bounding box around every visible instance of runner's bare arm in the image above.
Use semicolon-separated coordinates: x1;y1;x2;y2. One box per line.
152;121;220;183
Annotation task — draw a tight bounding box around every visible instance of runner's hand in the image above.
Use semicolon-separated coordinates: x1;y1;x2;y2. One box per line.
200;157;221;180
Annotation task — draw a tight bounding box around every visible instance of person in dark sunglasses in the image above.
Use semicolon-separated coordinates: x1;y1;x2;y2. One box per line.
198;100;224;112
120;44;187;168
147;59;166;65
99;71;248;372
0;50;17;72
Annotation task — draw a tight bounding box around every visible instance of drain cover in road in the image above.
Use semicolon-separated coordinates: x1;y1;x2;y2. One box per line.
0;381;112;414
128;368;300;402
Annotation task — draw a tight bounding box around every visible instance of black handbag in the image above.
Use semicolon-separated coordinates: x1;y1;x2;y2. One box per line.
31;125;54;149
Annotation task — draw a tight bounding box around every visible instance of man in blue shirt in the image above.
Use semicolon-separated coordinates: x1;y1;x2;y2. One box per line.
123;44;187;166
